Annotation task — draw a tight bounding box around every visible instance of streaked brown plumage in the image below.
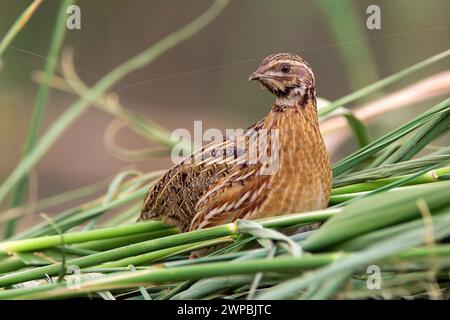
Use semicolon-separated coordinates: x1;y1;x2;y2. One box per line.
138;53;332;233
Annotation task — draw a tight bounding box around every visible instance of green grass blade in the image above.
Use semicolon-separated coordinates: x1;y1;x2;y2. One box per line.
304;181;450;251
5;0;75;239
381;113;450;165
0;0;43;58
257;212;450;299
315;0;380;91
332;98;450;177
0;0;230;206
0;220;170;253
319;49;450;117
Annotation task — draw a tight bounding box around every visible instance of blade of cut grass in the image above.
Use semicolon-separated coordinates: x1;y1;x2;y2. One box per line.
0;257;27;274
0;254;342;299
172;275;255;300
332;166;450;196
0;209;336;287
0;177;109;225
12;186;148;239
304;181;450;251
333;148;450;187
71;229;178;252
0;0;43;58
0;220;171;253
319;49;450;117
5;0;76;239
315;0;380;92
301;270;351;300
101;203;141;227
3;244;450;300
94;237;233;269
10;170;163;240
337;211;450;251
332;98;449;177
257;212;450;299
340;108;372;148
332;161;449;207
59;50;192;154
381;113;450;165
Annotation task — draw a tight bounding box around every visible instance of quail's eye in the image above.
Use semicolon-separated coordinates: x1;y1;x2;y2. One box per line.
280;64;290;73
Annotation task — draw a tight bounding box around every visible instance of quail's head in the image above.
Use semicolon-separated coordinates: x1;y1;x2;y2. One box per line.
249;53;315;99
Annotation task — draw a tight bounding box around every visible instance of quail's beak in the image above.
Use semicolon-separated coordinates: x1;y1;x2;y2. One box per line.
248;71;264;81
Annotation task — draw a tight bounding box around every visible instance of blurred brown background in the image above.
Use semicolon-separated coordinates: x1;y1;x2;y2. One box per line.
0;0;449;199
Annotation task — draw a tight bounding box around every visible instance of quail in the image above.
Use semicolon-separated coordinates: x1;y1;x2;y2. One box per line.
138;53;332;234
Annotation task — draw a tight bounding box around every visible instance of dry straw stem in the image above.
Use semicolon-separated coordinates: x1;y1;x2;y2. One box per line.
333;98;449;177
6;170;164;240
323;71;450;156
61;48;182;150
32;48;450;162
0;170;161;226
103;120;171;161
321;71;450;136
0;0;229;206
31;70;181;159
318;49;450;117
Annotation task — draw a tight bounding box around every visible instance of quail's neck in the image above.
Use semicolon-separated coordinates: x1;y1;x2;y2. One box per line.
275;96;302;108
273;92;316;114
273;86;315;109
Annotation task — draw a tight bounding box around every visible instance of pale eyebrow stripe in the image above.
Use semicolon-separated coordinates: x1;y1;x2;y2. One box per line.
264;60;304;69
270;60;304;66
266;60;315;82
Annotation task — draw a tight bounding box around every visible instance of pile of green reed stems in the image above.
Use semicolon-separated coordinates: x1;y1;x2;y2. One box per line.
0;0;449;299
0;96;447;299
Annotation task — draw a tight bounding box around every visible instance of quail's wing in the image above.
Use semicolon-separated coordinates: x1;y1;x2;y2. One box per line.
140;117;269;230
189;164;270;231
139;134;251;230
